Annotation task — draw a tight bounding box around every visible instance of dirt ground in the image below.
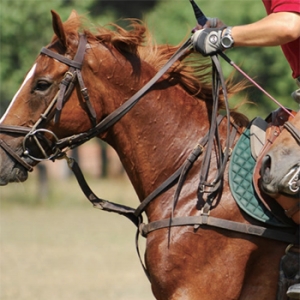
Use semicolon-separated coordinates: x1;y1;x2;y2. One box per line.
0;172;154;300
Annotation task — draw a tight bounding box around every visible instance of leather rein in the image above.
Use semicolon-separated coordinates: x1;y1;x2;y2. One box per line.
284;121;300;144
0;34;298;254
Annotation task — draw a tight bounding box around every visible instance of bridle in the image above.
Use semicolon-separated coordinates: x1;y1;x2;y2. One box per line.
0;31;235;206
0;31;299;279
0;33;193;171
284;120;300;145
0;34;91;168
1;26;300;185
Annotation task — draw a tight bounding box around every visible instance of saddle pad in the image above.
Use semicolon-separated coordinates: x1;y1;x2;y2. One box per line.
229;128;288;227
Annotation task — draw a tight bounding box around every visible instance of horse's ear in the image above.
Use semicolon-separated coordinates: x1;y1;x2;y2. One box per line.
67;10;79;22
51;10;67;49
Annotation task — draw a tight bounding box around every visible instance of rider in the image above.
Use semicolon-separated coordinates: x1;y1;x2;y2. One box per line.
191;0;300;298
191;0;300;105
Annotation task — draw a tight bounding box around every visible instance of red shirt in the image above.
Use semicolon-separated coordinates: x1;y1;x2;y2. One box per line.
263;0;300;78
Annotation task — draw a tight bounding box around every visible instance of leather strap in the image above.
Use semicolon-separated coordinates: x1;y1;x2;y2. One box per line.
42;35;90;123
66;156;139;226
56;38;193;150
171;115;227;216
284;121;300;144
198;55;234;198
40;47;83;69
77;70;97;125
285;202;300;218
0;36;192;183
140;214;299;244
0;139;33;171
0;124;31;135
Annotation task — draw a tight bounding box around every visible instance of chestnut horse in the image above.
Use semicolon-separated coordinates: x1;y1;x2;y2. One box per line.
0;11;298;300
260;110;300;223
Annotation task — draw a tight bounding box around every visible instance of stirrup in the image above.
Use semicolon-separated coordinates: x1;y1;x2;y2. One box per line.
287;283;300;299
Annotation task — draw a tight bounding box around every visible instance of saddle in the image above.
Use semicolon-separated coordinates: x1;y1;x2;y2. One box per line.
229;108;299;227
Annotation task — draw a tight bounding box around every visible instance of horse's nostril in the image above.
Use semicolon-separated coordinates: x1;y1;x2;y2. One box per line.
261;155;272;184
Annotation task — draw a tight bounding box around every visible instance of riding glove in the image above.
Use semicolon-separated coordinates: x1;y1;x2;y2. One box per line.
192;27;225;56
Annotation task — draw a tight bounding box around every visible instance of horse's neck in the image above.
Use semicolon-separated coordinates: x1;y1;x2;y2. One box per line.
104;85;210;201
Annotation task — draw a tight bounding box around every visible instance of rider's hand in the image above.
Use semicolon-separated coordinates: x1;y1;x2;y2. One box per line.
191;27;225;56
192;17;226;32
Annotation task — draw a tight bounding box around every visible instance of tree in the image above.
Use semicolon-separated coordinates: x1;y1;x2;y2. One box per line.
0;0;93;115
1;0;297;119
145;0;298;118
88;0;158;19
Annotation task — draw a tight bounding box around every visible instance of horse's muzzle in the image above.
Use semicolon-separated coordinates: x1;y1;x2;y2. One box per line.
0;147;29;185
260;154;300;197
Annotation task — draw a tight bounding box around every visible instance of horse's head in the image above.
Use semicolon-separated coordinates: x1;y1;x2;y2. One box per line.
0;10;130;185
260;111;300;200
1;9;245;189
0;8;181;186
259;110;300;223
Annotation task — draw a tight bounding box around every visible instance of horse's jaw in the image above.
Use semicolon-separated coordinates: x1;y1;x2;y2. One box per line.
0;149;29;186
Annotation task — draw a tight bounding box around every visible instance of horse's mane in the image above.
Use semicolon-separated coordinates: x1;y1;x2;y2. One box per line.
62;15;249;127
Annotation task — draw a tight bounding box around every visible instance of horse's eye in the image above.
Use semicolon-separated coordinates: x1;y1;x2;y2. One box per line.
35;80;51;92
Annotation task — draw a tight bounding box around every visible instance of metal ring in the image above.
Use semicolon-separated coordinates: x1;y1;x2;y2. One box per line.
23;128;60;162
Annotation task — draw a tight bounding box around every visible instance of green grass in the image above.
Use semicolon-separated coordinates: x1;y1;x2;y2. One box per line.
0;171;154;300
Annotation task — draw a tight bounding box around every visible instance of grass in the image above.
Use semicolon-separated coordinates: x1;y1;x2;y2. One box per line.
0;168;154;300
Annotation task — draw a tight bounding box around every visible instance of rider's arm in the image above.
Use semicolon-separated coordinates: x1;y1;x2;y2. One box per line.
192;11;300;56
232;12;300;47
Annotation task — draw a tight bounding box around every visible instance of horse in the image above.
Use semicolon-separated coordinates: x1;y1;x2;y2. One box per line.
0;10;299;300
259;109;300;223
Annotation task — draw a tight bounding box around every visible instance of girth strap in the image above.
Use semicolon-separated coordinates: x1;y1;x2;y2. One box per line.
140;215;299;244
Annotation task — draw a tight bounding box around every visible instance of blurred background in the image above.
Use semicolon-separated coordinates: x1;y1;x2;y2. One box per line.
1;0;299;299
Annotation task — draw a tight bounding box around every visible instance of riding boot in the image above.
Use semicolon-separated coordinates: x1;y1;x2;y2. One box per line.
277;245;300;300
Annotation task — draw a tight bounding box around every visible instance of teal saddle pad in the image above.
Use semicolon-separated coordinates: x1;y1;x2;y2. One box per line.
229;128;288;227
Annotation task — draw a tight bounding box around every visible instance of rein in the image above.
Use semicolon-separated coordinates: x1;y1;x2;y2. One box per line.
0;26;299;278
284;121;300;144
0;36;192;166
